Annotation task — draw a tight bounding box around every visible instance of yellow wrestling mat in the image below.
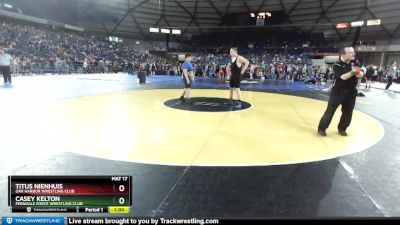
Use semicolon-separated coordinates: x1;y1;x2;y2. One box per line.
21;89;385;166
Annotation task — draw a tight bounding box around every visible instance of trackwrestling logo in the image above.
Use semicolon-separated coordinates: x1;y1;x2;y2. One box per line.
2;217;64;225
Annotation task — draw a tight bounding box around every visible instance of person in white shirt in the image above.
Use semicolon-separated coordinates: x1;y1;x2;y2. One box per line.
11;56;17;76
0;47;13;86
385;62;396;91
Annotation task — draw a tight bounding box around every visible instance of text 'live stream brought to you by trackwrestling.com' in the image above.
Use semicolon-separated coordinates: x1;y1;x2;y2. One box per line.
2;217;220;225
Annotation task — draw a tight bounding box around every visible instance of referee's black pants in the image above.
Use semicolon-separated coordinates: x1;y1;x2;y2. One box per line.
0;65;11;83
318;88;357;132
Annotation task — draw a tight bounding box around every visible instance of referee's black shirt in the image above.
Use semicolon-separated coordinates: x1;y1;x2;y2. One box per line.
332;57;358;90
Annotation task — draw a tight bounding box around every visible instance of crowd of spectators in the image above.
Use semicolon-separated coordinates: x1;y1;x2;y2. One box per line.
0;21;166;75
189;51;330;84
1;21;399;85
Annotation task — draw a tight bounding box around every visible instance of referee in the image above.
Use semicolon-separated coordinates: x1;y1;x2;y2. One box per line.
318;46;364;137
0;47;13;87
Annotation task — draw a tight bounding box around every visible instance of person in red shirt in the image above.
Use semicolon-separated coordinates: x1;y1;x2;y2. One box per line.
219;69;225;79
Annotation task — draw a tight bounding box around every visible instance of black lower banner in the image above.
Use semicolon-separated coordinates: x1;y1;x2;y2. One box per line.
66;217;400;225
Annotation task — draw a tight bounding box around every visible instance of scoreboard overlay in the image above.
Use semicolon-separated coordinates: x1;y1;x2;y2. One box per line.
8;176;132;213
